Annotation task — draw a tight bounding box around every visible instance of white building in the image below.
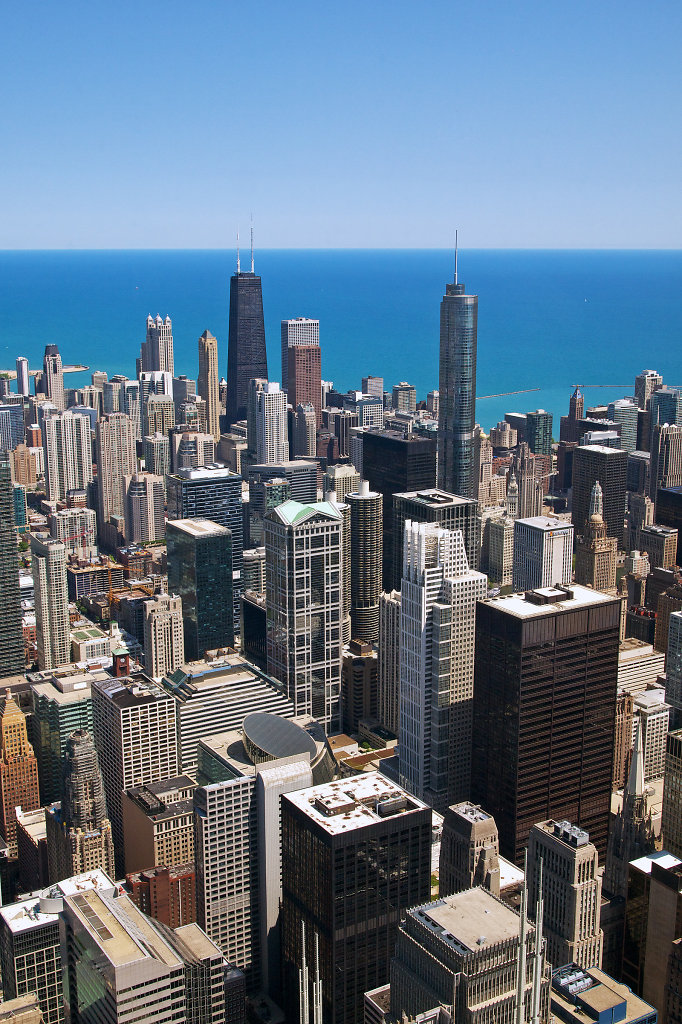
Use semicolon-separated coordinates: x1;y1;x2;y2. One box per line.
634;688;670;781
512;516;574;592
124;473;165;544
378;589;401;735
141;314;174;376
398;521;487;812
31;534;70;671
281;317;319;390
143;593;184;680
256;382;288;464
42;410;93;502
15;356;29;397
48;506;98;558
96;413;137;529
488;514;514;586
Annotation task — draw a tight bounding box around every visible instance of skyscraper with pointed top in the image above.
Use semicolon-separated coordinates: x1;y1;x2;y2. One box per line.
226;229;268;426
438;236;478;498
0;690;40;856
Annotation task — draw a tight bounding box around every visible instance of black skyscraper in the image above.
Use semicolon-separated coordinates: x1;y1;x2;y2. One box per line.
438;245;478;499
226;241;267;426
0;451;25;678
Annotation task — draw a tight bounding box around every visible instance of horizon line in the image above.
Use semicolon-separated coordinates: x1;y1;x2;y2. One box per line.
1;245;681;254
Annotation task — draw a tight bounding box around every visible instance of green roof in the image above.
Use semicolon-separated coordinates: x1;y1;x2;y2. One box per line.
273;500;342;526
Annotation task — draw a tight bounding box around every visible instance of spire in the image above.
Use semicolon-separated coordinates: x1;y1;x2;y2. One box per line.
454;228;458;285
312;931;323;1024
236;229;240;274
627;717;646;799
530;858;544;1024
590;480;604;519
250;218;255;273
299;922;309;1024
515;850;528;1024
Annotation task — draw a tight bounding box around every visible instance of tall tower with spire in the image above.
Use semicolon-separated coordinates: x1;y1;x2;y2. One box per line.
226;227;268;425
437;234;478;498
575;480;618;591
604;719;656;900
0;690;40;856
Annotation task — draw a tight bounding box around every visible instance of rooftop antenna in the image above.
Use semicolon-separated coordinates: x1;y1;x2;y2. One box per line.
530;857;544;1024
515;849;528;1024
455;229;459;285
236;228;240;274
250;215;254;273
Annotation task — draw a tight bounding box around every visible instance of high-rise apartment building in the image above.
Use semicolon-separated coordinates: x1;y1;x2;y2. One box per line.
42;345;65;410
513;442;545;519
197;329;221;441
527;819;603;970
0;453;25;677
472;585;621;863
391;488;479;588
226;246;267;425
650;422;682;500
167;519;234;660
512;516;574;592
362;374;383;397
346;481;382;643
170;429;215;471
294;402;317;458
399;521;487;811
120;378;142;438
0;691;40;859
265;500;343;732
635;369;663;410
15;356;29;397
280;774;432;1024
45;728;115;882
42;410;93;501
96;412;137;532
30;534;70;671
281;317;319;390
608;399;639;452
48;506;98;557
488;513;515;585
526;409;553;456
124;472;165;543
143;393;175;436
143;592;185;679
437;259;478;499
392;381;417;412
650;385;682;428
92;673;179;873
288;344;322;426
378;589;400;734
575;481;618;591
323;463;360;504
572;444;628;547
256;381;288;464
141;314;174;375
144;431;171;481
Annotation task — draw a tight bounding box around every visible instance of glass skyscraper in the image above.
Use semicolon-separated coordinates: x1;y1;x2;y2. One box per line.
437;268;478;499
0;451;26;677
226;249;268;426
166;518;234;660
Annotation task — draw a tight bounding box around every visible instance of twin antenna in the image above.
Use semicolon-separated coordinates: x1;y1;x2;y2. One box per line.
454;228;459;285
236;219;255;273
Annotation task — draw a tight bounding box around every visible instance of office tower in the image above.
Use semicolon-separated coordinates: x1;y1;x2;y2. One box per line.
355;393;384;429
248;474;290;546
667;612;682;727
634;689;670;780
512;516;574;592
472;585;621;863
30;669;97;803
378;590;400;734
363;430;437;587
143;393;175;436
0;403;25;450
392;381;417;412
656;487;682;566
143;592;184;679
288;344;322;427
323;463;360;504
167;519;234;660
608;399;639;452
255;381;288;463
166;464;243;632
293;401;316;458
622;852;682;1013
125;864;197;928
650;385;682;428
650;422;682;499
120;377;142;438
391;487;479;589
249;458;318;503
488;514;515;585
362;374;383;397
226;241;267;425
144;430;171;481
628;492;655;551
526;408;553;456
42;345;64;410
328;407;358;457
124;472;165;543
172;373;196;421
245;376;267;457
388;888;549;1024
30;534;70;671
399;521;487;811
281;773;431;1024
197;329;220;440
527;820;603;969
265;500;343;732
574;481;618;591
0;453;25;677
346;481;382;643
437;254;478;498
662;729;682;858
439;801;501;897
281;317;319;390
121;775;196;872
242;546;266;593
141;313;174;375
639;523;678;570
102;377;123;413
635;369;663;409
15;356;29;397
341;640;377;734
573;444;628;547
0;690;40;856
92;673;179;874
42;410;93;501
96;412;137;531
139;368;173;407
425;388;439;416
45;728;115;882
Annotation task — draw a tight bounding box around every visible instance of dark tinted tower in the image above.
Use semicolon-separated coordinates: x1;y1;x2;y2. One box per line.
226;251;267;425
438;268;478;499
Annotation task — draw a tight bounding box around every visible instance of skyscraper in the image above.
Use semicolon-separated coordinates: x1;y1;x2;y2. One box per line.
391;487;479;589
141;314;174;375
472;585;621;863
378;589;401;734
346;481;383;643
42;345;65;410
226;239;267;425
0;452;25;677
512;516;574;592
31;534;70;671
437;249;478;498
650;422;682;500
294;402;317;458
124;473;165;543
288;344;322;426
96;413;137;532
42;410;94;502
526;409;553;456
635;369;663;409
0;690;40;856
399;521;487;811
197;329;221;441
572;444;628;547
167;519;234;659
575;481;618;590
281;317;319;390
15;357;29;398
256;382;288;463
143;592;185;679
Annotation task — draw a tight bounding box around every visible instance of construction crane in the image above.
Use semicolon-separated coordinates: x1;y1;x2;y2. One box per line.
64;529;88;556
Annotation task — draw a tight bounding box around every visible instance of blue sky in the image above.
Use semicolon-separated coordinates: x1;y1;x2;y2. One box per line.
2;0;680;248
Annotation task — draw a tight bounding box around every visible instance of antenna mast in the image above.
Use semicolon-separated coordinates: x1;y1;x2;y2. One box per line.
236;229;240;274
251;216;254;273
455;229;458;284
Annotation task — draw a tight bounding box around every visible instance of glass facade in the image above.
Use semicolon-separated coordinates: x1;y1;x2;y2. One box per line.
167;521;234;660
437;281;478;500
0;452;26;677
226;272;268;425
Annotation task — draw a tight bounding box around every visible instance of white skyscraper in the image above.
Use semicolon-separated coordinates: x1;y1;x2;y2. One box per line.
398;521;487;812
42;410;94;502
143;592;185;679
15;357;29;397
512;516;574;593
30;533;71;671
48;506;98;558
256;382;289;464
42;345;65;410
124;473;165;543
96;413;137;530
281;317;319;390
141;314;174;376
120;379;142;439
198;329;221;441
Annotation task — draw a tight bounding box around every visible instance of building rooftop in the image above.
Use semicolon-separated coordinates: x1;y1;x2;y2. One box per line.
551;964;656;1023
0;869;114;934
630;850;681;875
269;499;342;526
174;922;223;961
515;515;573;531
413;888;525;955
65;887;182;968
283;772;429;836
483;584;616;620
92;673;170;708
167;518;231;538
168;463;236;481
634;688;669;711
576;444;627;455
394;488;476;508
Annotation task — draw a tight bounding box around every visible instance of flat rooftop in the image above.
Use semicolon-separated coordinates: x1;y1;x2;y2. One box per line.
416;888;524;954
0;869;114;934
483;584;616;620
66;887;182;968
394;488;475;508
630;850;681;875
175;922;223;961
284;772;429;836
93;673;170;708
515;515;573;531
167;518;230;538
551;965;656;1022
